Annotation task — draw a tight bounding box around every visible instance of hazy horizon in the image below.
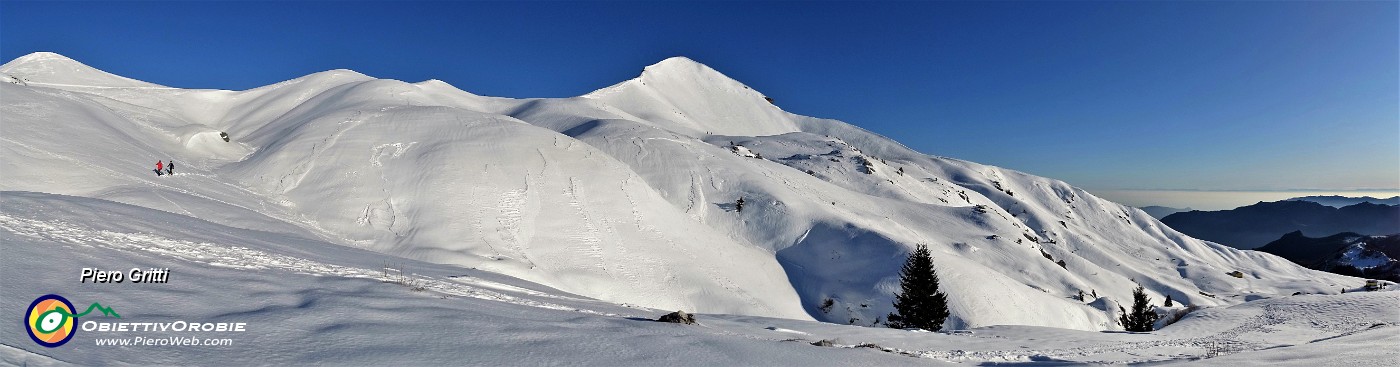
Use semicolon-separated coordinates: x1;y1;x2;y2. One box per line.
1091;189;1400;211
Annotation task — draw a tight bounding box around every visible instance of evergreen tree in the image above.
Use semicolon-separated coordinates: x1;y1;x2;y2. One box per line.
1118;286;1160;332
886;244;950;331
1164;294;1174;307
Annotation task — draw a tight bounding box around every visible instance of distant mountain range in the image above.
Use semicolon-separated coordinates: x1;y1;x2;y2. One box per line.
1161;201;1400;249
1285;195;1399;208
1256;231;1400;282
1133;195;1393;219
1138;206;1190;219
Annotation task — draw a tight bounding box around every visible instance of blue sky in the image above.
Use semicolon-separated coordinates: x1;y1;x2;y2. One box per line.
2;1;1396;193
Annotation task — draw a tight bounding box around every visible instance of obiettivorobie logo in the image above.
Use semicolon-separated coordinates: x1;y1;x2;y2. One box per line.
25;294;121;348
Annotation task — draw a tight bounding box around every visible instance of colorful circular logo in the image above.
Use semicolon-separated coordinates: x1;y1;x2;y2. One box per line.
26;294;77;348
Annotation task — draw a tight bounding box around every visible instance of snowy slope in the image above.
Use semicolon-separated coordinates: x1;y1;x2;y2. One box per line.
491;56;1358;329
0;57;807;320
0;192;929;366
0;52;1359;334
4;192;1394;366
0;52;164;88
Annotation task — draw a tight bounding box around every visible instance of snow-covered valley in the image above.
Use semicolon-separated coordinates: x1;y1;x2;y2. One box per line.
1;52;1394;365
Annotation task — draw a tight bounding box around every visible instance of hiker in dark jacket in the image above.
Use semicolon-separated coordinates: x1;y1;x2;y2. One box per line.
166;160;175;175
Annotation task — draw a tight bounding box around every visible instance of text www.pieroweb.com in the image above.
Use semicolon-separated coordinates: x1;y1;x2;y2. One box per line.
83;321;246;347
95;336;234;346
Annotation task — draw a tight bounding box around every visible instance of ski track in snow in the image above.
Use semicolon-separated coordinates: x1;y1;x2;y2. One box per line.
496;187;533;265
276;109;374;194
565;176;609;276
466;183;503;258
0;213;624;318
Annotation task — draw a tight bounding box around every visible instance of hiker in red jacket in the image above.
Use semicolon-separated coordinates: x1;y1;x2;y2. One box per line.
155;160;164;176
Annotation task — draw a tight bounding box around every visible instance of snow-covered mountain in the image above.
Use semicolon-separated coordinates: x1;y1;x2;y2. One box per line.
0;52;1356;332
1256;231;1400;282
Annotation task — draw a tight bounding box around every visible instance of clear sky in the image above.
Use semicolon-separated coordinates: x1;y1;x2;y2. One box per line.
2;1;1396;194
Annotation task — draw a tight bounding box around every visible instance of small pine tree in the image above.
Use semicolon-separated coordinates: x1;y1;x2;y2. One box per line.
1118;286;1160;332
886;244;950;331
1164;294;1174;307
735;197;745;212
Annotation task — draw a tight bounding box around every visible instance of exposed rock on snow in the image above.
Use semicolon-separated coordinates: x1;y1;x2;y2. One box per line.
658;310;697;324
2;73;25;86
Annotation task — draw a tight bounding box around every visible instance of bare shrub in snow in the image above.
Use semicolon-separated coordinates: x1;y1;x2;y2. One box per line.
855;342;883;349
1157;305;1202;329
382;262;427;292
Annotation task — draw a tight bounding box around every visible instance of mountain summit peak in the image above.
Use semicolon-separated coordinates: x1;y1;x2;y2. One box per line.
10;51;79;64
581;56;796;136
641;56;708;73
635;56;742;87
1;52;164;88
